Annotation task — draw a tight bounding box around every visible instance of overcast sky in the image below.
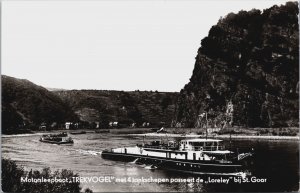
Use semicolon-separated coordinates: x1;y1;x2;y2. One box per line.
2;0;290;92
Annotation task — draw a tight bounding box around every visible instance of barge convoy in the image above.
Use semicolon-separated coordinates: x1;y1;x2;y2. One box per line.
101;138;254;176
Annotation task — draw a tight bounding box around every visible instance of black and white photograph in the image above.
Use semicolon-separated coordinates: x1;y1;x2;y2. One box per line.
1;0;299;192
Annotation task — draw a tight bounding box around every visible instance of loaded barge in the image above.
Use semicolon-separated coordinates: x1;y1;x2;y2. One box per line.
40;132;74;144
101;138;254;176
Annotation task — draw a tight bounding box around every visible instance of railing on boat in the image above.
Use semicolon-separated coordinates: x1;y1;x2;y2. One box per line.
143;145;178;150
188;146;225;151
143;145;225;151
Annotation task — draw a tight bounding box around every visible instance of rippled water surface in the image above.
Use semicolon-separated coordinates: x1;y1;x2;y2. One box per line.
2;132;299;192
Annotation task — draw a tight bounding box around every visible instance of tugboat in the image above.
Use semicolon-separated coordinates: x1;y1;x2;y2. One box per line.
40;132;74;144
101;138;253;176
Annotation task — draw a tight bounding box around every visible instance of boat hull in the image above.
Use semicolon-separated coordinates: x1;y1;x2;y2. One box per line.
70;132;86;135
39;139;74;145
101;150;248;175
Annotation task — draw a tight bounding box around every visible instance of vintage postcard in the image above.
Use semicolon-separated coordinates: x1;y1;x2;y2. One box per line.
1;0;299;192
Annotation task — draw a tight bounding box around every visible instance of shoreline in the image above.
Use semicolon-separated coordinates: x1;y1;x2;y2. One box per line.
129;133;300;141
2;128;299;141
216;134;299;140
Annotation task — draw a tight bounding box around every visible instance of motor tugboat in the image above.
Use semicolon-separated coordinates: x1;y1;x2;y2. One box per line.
40;132;74;144
101;138;253;176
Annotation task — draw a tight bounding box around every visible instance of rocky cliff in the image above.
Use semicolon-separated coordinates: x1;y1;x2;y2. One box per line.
173;2;299;128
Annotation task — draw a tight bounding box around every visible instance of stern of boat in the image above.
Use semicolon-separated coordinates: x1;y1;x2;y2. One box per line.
236;150;255;174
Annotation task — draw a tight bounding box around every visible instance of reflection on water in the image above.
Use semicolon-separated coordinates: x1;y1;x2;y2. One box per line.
2;132;299;192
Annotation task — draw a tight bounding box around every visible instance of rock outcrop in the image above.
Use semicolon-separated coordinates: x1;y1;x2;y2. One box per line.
173;2;299;128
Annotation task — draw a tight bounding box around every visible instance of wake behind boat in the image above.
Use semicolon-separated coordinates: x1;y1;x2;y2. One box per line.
101;138;254;176
39;132;74;144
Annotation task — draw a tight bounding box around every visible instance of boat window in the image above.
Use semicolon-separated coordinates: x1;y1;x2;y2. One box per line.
205;142;213;147
191;142;204;146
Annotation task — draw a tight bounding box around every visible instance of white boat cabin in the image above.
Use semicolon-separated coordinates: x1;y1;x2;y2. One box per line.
179;138;223;151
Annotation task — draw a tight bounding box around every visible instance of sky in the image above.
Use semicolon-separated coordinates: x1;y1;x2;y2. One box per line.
2;0;290;92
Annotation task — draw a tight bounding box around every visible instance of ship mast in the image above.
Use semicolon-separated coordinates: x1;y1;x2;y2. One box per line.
226;100;234;151
196;112;208;139
206;112;208;140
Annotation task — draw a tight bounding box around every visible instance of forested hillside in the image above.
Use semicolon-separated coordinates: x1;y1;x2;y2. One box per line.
55;90;178;128
2;75;78;133
2;75;178;133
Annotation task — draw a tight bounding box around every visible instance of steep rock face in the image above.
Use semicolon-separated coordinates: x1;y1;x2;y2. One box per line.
173;2;299;128
55;90;178;127
2;75;77;133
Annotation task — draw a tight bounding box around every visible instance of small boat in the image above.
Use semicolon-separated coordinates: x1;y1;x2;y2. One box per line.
70;131;86;135
40;132;74;144
95;129;110;133
102;138;254;176
151;127;167;133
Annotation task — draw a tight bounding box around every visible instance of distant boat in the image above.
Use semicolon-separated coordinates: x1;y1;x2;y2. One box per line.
40;132;74;144
70;131;86;135
151;127;167;133
95;129;110;133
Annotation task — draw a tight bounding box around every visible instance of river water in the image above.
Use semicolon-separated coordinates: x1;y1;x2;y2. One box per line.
2;132;299;192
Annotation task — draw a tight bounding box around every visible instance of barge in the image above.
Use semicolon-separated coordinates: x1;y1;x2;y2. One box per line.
70;131;87;135
101;138;253;176
40;132;74;144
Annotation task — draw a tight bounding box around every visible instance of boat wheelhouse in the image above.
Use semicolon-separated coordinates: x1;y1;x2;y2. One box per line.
179;138;224;151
